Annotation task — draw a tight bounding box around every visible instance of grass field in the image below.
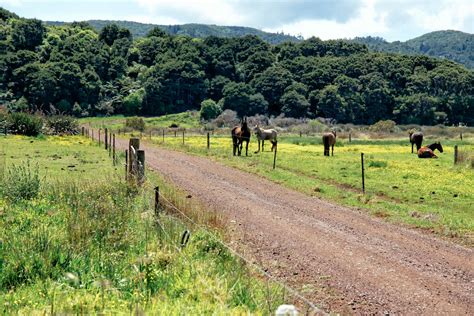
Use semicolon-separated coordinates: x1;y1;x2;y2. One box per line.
0;135;286;314
147;133;474;244
80;112;201;130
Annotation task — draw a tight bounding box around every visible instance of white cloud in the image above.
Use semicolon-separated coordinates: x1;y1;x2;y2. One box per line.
1;0;24;6
135;0;246;25
405;1;473;32
264;0;388;40
264;0;473;41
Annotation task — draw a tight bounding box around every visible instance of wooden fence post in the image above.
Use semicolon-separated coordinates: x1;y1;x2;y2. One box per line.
81;127;85;136
174;130;177;138
129;138;140;176
98;129;101;146
162;129;165;142
105;128;109;150
125;149;128;180
137;150;145;184
109;132;112;157
299;131;302;138
150;130;152;140
361;153;365;194
182;130;185;145
207;132;210;149
112;134;116;165
454;145;458;165
460;132;463;141
349;133;352;143
154;186;160;215
273;142;278;170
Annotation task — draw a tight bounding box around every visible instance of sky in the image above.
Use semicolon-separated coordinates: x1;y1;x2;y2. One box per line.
1;0;473;41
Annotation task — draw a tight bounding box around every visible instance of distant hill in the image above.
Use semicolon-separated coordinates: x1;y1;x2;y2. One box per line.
351;30;474;69
46;20;473;68
46;20;301;45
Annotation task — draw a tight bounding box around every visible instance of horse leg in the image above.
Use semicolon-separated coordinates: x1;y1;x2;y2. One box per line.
245;140;249;156
262;140;265;152
233;139;236;156
331;144;334;156
411;143;414;154
238;141;243;156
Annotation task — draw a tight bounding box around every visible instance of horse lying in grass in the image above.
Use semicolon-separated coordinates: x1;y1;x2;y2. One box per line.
418;142;443;158
322;131;336;156
410;131;424;153
254;125;277;153
231;118;251;156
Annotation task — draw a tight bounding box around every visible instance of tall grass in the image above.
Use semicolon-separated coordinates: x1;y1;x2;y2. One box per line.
0;161;41;201
0;161;286;314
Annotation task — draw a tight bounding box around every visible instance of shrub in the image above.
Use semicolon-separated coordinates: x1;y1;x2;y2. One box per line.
0;106;7;130
125;116;146;131
1;162;41;201
200;99;222;121
7;112;43;136
45;115;79;135
123;88;145;115
369;120;397;133
212;109;239;128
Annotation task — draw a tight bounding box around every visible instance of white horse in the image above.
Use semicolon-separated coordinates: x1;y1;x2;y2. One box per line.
254;125;277;153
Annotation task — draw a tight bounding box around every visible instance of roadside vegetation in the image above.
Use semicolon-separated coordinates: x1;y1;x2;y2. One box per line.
0;135;286;314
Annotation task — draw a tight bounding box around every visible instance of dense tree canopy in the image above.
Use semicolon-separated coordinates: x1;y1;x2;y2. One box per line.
1;8;473;125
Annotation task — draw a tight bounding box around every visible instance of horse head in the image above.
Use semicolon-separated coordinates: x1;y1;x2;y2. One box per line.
241;117;248;130
332;130;337;137
253;124;260;133
437;142;444;153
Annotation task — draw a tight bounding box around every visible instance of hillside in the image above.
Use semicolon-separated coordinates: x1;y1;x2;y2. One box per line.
352;30;474;69
46;20;301;44
1;7;473;126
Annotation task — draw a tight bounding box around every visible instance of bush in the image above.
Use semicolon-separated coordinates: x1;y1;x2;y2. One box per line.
0;106;8;130
7;112;43;136
123;88;145;115
200;99;222;121
45;115;79;135
369;120;397;133
125;116;146;131
1;162;41;201
212;109;239;128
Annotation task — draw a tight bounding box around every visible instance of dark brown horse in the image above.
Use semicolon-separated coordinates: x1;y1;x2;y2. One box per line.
418;142;443;158
231;117;251;156
410;131;424;153
322;131;336;156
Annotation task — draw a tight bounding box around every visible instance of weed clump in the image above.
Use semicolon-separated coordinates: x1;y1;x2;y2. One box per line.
1;161;40;201
125;116;146;131
7;112;43;136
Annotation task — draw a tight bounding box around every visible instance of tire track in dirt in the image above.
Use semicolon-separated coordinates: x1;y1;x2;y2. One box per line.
114;136;473;315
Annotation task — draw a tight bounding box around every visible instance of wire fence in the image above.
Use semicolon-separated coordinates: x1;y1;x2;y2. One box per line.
84;127;327;315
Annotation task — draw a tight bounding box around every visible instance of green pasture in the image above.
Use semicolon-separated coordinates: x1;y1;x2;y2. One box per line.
149;133;474;244
0;135;286;314
80;111;201;130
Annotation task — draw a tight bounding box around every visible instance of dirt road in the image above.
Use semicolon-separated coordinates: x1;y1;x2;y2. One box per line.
115;136;473;315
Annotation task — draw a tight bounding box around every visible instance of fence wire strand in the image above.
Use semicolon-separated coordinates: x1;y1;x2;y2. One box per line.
88;127;327;315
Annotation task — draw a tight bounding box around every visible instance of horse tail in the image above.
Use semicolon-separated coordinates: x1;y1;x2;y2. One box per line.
323;135;329;149
323;135;329;155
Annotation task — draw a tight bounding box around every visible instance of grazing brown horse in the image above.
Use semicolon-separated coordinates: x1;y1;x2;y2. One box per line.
231;117;251;156
322;131;336;156
410;131;424;153
418;142;443;158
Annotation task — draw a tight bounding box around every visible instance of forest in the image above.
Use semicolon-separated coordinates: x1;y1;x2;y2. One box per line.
352;30;474;70
1;7;473;125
